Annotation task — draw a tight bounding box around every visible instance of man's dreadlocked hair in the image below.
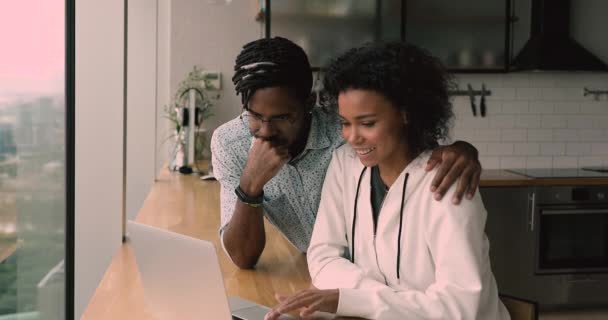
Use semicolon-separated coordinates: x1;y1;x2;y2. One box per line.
232;37;313;108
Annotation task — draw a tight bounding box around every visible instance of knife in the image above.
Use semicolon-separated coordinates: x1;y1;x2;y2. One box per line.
467;84;477;117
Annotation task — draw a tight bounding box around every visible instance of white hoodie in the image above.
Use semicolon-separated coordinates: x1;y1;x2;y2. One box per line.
307;145;510;320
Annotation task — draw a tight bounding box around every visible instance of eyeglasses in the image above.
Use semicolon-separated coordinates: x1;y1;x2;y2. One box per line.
240;109;298;130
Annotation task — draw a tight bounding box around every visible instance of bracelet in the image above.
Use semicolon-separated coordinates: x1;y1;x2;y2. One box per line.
235;185;263;208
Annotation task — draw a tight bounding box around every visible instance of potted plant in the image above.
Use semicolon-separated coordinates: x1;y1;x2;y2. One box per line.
163;66;220;172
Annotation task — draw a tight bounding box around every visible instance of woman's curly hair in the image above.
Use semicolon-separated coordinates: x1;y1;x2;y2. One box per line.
322;41;454;156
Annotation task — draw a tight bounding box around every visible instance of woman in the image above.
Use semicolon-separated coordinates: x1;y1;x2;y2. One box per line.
265;42;509;320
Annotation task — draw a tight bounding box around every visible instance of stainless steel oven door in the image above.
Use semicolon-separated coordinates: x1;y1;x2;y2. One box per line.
535;205;608;274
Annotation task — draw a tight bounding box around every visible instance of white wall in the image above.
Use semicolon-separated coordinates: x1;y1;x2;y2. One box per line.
153;0;262;168
170;0;261;129
75;0;124;318
156;0;172;176
126;0;157;220
451;72;608;169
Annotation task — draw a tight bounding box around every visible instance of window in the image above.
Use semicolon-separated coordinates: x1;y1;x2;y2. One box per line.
0;1;74;318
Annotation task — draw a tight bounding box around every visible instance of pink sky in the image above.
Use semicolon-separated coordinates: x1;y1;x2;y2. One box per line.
0;1;64;95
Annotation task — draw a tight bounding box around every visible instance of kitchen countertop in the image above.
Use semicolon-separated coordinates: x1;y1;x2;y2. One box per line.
481;169;608;187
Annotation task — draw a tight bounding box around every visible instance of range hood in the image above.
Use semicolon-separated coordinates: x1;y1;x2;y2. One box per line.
511;0;608;71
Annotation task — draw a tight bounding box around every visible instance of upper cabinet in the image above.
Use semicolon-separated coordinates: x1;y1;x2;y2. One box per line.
266;0;608;72
404;0;510;72
268;0;402;69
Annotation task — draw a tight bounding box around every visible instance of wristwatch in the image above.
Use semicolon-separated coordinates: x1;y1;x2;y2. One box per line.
234;186;263;208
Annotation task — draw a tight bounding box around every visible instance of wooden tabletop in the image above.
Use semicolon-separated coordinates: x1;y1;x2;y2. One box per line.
80;164;608;319
81;168;313;319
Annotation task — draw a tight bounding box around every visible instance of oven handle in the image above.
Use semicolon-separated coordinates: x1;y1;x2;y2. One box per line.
541;208;608;215
528;191;536;231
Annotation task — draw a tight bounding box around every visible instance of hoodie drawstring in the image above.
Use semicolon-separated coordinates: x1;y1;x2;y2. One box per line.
350;167;367;264
351;168;409;280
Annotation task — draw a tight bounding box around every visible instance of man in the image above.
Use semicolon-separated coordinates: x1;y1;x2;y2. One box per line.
211;37;481;269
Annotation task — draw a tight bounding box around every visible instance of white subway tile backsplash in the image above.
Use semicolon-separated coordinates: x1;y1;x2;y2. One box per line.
451;98;471;115
456;117;490;129
490;87;517;100
481;101;500;115
515;115;541;128
487;143;514;156
566;143;592;156
502;74;530;88
501;101;529;114
479;156;500;169
527;129;553;141
449;128;475;142
516;88;542;100
528;102;554;114
553;102;580;114
580;102;608;114
526;157;553;168
529;74;557;88
553;156;579;168
501;129;527;141
471;142;488;154
552;129;579;142
452;73;608;169
579;129;605;142
540;143;566;156
500;157;526;169
578;156;606;167
591;143;608;155
592;116;608;129
489;115;515;129
541;87;584;101
567;115;595;129
474;129;501;141
541;115;568;128
553;75;588;88
574;73;608;87
514;143;540;155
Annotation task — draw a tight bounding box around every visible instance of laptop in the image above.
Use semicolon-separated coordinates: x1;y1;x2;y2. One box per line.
127;220;294;320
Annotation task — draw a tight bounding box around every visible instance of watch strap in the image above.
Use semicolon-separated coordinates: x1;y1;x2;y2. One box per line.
235;186;263;207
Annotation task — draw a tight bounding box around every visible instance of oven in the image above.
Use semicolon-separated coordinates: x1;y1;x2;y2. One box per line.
481;185;608;309
532;187;608;274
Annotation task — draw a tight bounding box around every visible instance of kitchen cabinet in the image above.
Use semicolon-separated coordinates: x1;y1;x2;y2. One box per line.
267;0;607;72
267;0;401;69
404;0;511;72
266;0;510;72
480;187;535;298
